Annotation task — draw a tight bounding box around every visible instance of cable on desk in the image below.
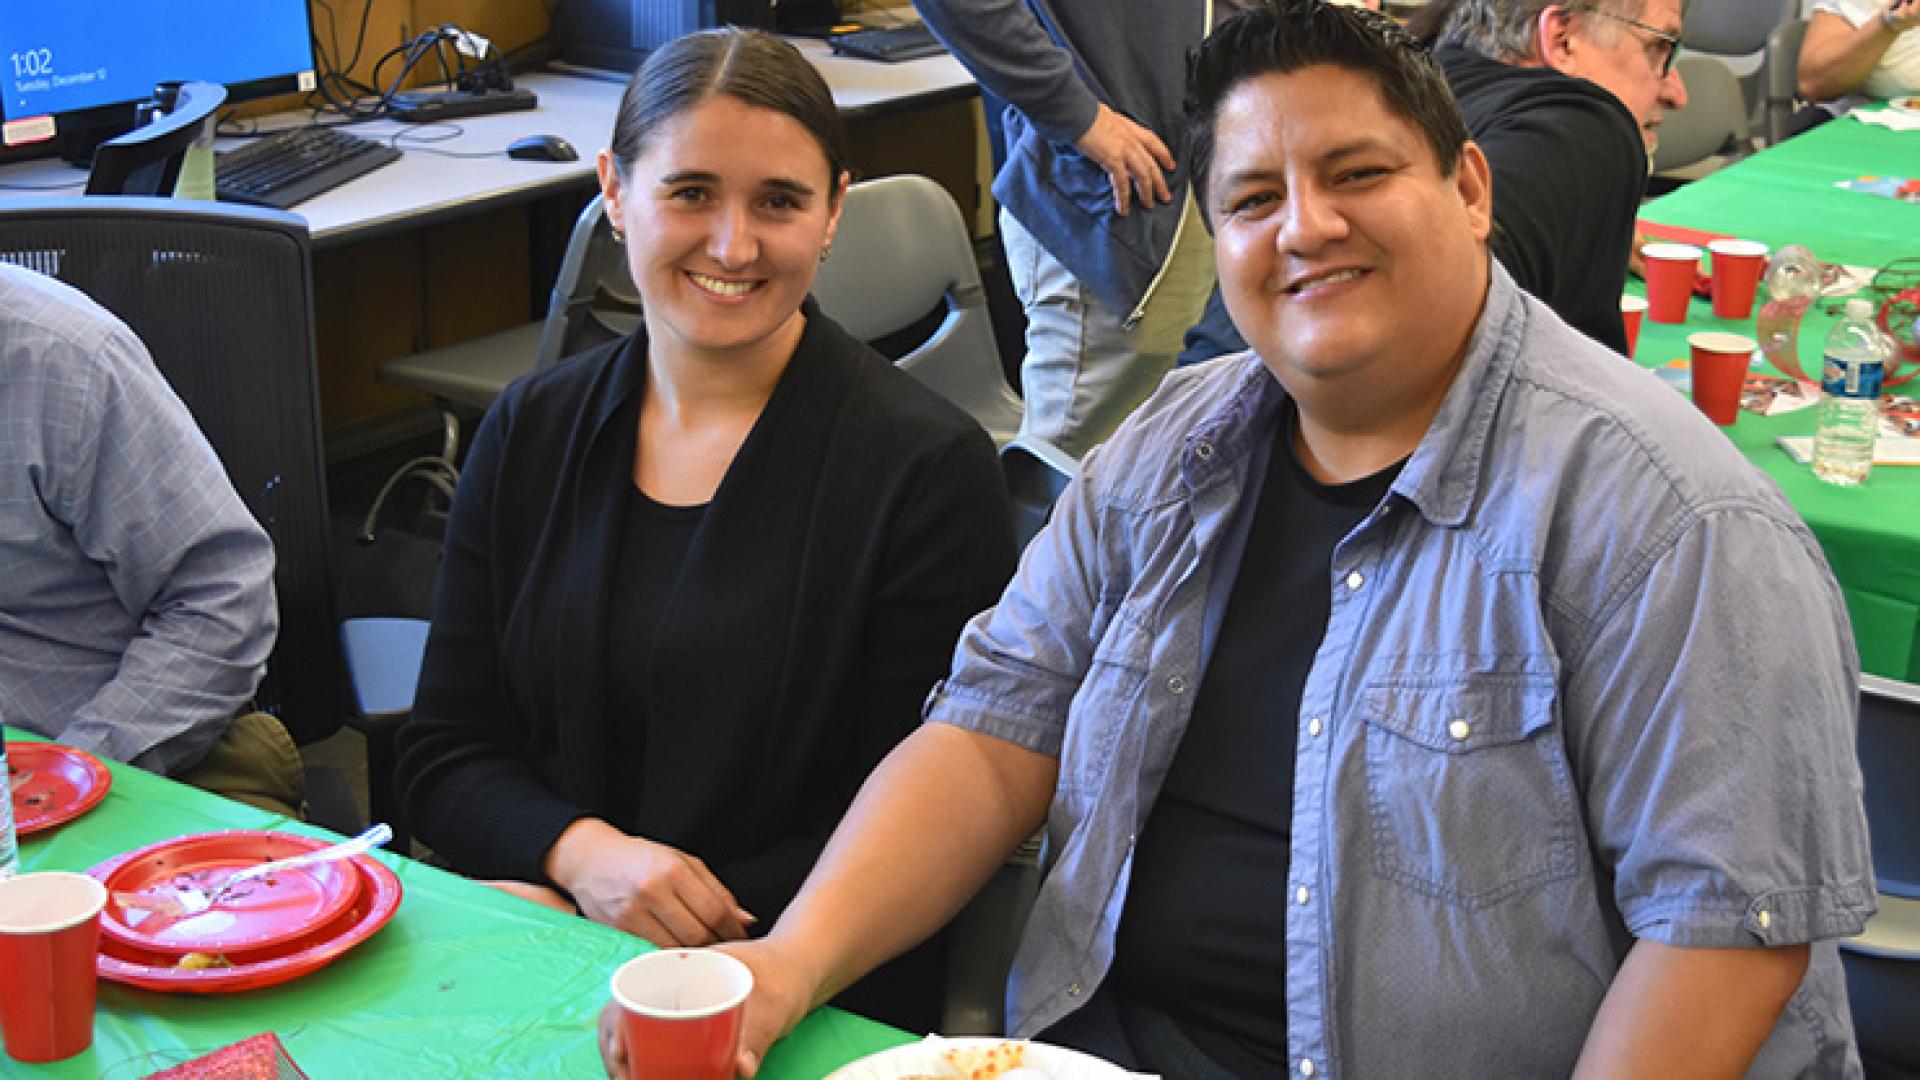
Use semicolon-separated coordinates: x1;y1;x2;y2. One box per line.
384;123;512;159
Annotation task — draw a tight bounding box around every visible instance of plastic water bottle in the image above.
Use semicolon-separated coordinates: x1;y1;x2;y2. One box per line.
0;725;18;881
1812;299;1888;486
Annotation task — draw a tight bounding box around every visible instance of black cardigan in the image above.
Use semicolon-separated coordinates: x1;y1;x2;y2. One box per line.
395;305;1016;993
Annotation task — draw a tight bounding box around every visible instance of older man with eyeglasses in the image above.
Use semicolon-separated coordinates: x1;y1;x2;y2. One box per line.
1412;0;1687;354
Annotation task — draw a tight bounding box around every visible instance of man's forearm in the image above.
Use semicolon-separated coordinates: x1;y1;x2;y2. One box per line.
763;721;1057;1009
1573;939;1810;1080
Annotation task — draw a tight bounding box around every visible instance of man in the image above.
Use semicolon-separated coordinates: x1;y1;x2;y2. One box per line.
909;0;1216;459
1801;0;1920;105
604;4;1872;1077
0;263;298;816
1184;0;1687;361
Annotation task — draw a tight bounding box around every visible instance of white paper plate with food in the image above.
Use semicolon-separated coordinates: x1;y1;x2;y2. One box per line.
825;1036;1156;1080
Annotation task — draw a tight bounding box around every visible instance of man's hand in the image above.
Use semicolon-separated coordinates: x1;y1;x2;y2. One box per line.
597;938;817;1079
547;818;753;946
1074;103;1175;216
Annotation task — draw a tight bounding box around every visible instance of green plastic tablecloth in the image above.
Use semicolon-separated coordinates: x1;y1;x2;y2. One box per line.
1635;115;1920;681
5;736;914;1077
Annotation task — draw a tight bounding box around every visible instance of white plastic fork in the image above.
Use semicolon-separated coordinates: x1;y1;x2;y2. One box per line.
132;823;394;918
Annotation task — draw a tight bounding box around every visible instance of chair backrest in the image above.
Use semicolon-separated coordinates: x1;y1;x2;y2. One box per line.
0;197;341;745
1679;0;1795;131
1859;674;1920;899
533;193;642;371
1652;55;1752;175
1001;433;1078;551
1764;19;1810;144
810;174;1023;446
1682;0;1793;56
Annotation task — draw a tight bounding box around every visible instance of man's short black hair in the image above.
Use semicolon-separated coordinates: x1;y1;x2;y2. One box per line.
1186;0;1471;211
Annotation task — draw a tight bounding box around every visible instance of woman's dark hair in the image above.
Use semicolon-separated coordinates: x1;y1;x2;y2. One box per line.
1186;0;1470;210
609;27;851;197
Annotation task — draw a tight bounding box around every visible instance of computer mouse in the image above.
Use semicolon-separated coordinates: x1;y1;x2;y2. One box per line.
507;135;578;163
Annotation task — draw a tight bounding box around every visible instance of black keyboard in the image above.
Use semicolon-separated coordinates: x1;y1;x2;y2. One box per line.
827;24;947;63
215;127;402;210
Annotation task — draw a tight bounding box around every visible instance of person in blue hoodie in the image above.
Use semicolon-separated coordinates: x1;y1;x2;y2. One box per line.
911;0;1218;460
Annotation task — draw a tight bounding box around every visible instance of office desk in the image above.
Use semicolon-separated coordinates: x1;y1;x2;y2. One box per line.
0;53;983;437
1636;116;1920;682
7;732;915;1077
0;49;978;249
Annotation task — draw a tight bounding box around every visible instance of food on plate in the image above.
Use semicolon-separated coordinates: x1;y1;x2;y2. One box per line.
940;1040;1028;1080
175;952;233;970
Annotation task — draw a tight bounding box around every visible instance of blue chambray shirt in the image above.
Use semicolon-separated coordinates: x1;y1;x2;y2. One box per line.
0;264;276;775
926;266;1875;1078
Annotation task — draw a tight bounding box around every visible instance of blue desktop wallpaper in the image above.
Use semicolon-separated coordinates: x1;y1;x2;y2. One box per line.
2;0;313;121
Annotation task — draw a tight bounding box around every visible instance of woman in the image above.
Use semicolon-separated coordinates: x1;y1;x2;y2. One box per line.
393;28;1017;1032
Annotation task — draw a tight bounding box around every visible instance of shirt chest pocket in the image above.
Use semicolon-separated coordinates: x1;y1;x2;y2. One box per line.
1360;675;1579;909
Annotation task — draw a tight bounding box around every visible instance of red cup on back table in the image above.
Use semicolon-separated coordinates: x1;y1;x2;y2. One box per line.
1641;242;1702;323
1688;331;1756;426
612;949;753;1080
1620;294;1649;355
0;871;108;1063
1707;239;1770;320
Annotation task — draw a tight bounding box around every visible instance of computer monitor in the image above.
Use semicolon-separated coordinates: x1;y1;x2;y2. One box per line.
0;0;317;163
554;0;779;74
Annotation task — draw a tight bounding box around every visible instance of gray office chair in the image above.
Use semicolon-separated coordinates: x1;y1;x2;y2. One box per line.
1652;55;1754;178
1678;0;1796;134
1002;432;1079;552
1765;19;1813;145
942;832;1042;1034
811;174;1024;448
1857;674;1920;899
364;193;639;538
0;197;342;747
1840;674;1920;1076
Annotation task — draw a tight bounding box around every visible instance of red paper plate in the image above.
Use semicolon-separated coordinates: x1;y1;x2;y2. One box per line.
8;741;112;835
98;831;364;955
87;842;402;993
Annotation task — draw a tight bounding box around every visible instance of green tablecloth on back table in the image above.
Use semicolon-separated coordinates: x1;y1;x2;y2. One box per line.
1637;115;1920;681
7;735;914;1078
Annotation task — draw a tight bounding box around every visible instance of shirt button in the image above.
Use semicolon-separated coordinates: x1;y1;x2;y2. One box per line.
1167;675;1188;694
1067;982;1083;997
1195;441;1215;460
1295;885;1310;905
1344;570;1364;590
1308;716;1324;737
1300;1059;1317;1077
1448;719;1471;741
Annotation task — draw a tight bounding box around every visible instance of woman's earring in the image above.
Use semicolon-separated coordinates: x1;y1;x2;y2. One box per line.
819;242;831;263
611;226;625;245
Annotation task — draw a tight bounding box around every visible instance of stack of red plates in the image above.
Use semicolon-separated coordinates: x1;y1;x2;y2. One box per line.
85;830;402;992
9;742;112;834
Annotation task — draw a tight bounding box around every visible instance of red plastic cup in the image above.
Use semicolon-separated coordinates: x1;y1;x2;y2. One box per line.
1620;294;1649;355
1641;242;1702;323
0;871;107;1063
1708;239;1770;320
611;949;753;1080
1688;331;1756;426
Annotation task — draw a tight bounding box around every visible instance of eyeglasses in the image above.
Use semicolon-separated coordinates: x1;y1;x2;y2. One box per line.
1578;7;1682;78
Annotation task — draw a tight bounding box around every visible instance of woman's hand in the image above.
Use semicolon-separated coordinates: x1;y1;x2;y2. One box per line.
547;818;754;946
597;937;818;1079
482;879;578;913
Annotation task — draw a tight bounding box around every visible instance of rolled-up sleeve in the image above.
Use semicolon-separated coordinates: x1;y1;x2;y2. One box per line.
1564;502;1876;948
